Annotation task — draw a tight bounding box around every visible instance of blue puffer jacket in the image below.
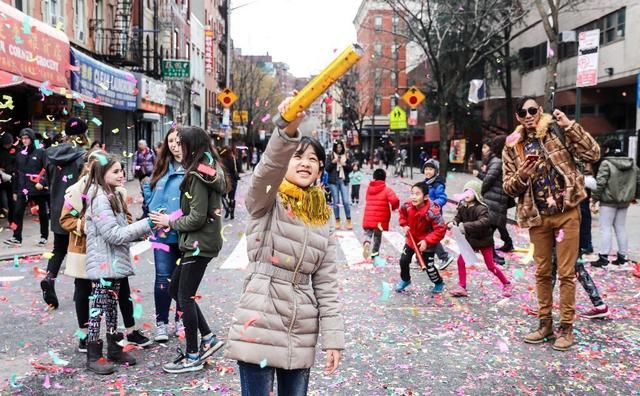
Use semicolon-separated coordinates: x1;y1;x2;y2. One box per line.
143;161;184;244
424;175;447;208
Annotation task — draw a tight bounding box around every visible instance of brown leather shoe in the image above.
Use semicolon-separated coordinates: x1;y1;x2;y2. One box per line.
552;324;574;351
523;319;554;344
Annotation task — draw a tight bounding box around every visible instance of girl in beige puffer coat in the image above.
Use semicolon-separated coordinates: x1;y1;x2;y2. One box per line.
225;102;345;395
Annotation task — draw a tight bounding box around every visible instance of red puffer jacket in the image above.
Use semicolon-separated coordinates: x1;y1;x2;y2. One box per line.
362;180;400;231
398;200;446;252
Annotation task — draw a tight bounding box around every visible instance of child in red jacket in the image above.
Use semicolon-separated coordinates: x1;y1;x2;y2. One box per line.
362;169;400;266
397;182;447;293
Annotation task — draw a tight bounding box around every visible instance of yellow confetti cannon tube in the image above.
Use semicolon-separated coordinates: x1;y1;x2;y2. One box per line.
273;43;364;128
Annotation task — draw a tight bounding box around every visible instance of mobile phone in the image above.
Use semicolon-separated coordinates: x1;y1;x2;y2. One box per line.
526;155;540;163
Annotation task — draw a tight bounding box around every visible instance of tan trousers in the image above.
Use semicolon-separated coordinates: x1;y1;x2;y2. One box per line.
528;206;580;324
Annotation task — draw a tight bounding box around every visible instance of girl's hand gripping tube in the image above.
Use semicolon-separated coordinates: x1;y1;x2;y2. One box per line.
273;43;364;129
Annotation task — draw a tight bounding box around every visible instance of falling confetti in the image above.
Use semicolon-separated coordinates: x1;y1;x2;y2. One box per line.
555;229;564;242
259;358;268;368
380;282;392;301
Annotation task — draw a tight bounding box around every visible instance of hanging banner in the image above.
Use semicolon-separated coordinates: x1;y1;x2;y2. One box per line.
0;2;70;89
205;26;214;74
576;29;600;87
70;48;138;110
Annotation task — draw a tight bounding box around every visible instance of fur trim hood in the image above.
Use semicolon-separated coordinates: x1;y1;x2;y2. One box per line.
506;113;554;147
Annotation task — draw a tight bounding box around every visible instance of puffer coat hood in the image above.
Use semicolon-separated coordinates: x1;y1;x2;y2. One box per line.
46;143;85;234
225;128;345;370
593;155;640;208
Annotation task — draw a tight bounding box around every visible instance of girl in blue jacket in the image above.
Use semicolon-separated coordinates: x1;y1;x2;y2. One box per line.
144;129;185;342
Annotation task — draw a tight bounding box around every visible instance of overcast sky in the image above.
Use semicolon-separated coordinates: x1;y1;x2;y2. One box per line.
230;0;362;77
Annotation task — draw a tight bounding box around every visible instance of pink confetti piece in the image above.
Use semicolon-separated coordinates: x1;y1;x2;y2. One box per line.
506;132;521;146
261;114;271;123
555;229;565;242
151;242;170;252
168;209;183;221
197;163;216;176
43;375;50;389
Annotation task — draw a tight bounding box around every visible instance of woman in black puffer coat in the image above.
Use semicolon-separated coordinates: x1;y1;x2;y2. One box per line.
476;136;514;254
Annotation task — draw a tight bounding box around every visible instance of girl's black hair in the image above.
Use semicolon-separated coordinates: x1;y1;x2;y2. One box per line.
296;136;326;173
412;182;429;196
177;126;230;193
515;96;539;111
332;140;345;154
490;135;507;157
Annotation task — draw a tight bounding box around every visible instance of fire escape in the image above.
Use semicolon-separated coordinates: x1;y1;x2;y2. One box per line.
89;0;142;68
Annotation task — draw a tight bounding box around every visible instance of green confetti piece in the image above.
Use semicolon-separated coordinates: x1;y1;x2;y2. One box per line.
74;330;87;340
89;308;101;317
259;358;268;368
205;151;213;164
9;374;23;389
513;268;525;279
90;117;102;126
99;278;112;287
13;255;19;268
133;303;143;320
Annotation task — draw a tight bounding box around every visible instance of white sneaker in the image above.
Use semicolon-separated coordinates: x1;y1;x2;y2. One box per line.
437;256;454;271
155;323;169;343
175;319;185;337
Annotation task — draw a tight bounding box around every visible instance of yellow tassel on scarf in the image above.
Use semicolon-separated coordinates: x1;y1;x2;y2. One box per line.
278;179;331;226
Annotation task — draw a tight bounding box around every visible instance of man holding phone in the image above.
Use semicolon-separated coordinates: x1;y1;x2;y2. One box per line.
502;96;600;351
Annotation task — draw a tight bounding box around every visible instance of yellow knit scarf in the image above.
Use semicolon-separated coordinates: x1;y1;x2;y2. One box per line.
278;179;331;226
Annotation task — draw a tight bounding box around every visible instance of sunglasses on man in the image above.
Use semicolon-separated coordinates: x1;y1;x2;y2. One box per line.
517;107;539;118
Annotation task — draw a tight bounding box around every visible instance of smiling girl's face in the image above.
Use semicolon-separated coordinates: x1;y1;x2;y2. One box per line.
285;144;322;188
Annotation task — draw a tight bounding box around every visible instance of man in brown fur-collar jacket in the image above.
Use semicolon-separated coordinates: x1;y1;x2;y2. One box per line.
502;96;600;352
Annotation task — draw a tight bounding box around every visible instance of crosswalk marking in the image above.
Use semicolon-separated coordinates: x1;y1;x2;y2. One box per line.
335;230;366;266
220;235;249;269
383;231;406;252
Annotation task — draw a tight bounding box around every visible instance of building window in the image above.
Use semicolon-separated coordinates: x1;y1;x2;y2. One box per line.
390;70;397;85
14;0;28;12
392;15;399;34
74;0;85;42
374;68;382;82
94;0;103;53
374;43;382;58
173;29;179;58
579;7;625;45
519;41;547;72
374;95;381;114
392;43;399;59
390;96;397;107
374;15;382;32
43;0;63;26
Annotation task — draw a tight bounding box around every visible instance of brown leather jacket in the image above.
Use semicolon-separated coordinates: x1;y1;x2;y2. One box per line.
502;114;600;228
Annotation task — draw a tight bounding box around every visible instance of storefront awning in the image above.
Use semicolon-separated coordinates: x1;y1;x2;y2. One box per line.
0;3;70;89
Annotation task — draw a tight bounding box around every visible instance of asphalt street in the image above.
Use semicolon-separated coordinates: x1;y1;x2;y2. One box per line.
0;169;639;395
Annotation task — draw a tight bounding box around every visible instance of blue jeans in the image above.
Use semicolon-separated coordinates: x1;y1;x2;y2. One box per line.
329;180;351;220
238;361;310;396
154;243;181;324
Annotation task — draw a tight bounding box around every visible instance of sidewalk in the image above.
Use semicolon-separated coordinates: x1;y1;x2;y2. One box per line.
0;180;144;260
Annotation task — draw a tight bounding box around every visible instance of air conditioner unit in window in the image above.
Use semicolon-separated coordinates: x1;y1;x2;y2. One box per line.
559;31;577;42
77;31;85;42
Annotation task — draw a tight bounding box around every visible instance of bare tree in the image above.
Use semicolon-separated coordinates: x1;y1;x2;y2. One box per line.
532;0;584;111
384;0;529;175
231;57;284;146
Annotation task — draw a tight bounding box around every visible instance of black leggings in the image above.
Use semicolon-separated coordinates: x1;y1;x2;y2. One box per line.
46;233;70;278
170;255;212;354
75;277;135;329
399;244;441;284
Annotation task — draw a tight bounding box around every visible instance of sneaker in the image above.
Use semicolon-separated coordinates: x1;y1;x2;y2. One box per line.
37;238;47;247
373;256;387;267
162;348;204;374
362;241;371;259
3;237;21;246
395;279;411;292
590;254;609;268
581;305;610;319
126;330;152;347
580;247;594;255
611;254;628;268
198;335;224;362
493;254;506;266
175;319;185;337
498;243;514;253
155;323;169;343
437;256;454;271
450;287;468;297
78;337;88;353
502;283;513;298
431;282;445;294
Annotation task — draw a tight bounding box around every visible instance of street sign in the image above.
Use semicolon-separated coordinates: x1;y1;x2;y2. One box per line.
217;88;238;108
402;85;425;108
233;110;248;123
161;59;190;80
389;106;407;130
408;108;418;126
576;29;600;87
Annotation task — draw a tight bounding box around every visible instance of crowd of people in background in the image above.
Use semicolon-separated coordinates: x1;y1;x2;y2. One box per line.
0;92;639;394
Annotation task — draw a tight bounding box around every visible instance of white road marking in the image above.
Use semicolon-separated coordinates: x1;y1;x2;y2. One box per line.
335;230;368;267
383;231;406;252
220;235;249;269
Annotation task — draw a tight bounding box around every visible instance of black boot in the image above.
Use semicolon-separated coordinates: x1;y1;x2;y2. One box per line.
40;275;59;309
498;242;514;253
107;333;137;366
230;200;236;220
590;254;609;268
87;340;115;375
612;253;627;266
